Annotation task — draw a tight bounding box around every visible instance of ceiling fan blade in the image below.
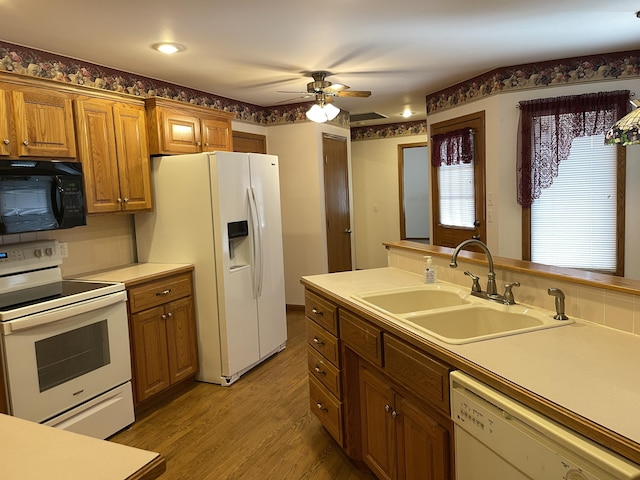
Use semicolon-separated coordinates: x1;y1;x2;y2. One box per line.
335;90;371;98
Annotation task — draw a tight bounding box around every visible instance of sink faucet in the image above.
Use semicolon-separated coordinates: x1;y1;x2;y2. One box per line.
450;238;498;296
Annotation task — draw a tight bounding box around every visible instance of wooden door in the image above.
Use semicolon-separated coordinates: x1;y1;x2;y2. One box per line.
159;108;201;154
201;117;232;151
0;90;11;156
12;87;76;158
165;296;198;384
360;366;396;480
430;111;486;248
233;131;267;154
114;103;152;211
131;306;170;402
74;97;121;213
396;395;449;480
323;134;352;272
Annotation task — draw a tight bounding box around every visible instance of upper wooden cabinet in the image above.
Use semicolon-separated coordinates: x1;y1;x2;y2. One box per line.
75;96;152;213
145;97;233;155
0;85;76;159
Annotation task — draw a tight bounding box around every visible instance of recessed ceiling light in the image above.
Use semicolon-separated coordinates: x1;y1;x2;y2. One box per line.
402;109;413;118
152;42;185;54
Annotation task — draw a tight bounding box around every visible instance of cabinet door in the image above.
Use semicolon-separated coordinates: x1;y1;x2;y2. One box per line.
0;90;11;156
360;366;396;480
396;395;449;480
131;306;171;402
159;109;201;154
164;296;198;384
12;87;76;158
114;103;152;211
75;97;122;213
201;116;231;152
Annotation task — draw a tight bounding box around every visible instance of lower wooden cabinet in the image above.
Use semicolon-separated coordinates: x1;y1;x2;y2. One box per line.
360;364;450;480
128;271;198;405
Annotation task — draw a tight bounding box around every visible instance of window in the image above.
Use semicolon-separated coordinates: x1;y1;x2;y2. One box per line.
518;91;628;275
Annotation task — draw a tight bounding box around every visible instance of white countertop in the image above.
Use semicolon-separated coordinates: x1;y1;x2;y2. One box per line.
0;414;163;479
302;267;640;449
75;262;193;286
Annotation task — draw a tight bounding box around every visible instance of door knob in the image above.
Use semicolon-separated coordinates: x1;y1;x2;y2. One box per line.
345;228;352;234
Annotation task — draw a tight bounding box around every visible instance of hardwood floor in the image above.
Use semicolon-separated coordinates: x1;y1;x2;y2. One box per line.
111;310;375;480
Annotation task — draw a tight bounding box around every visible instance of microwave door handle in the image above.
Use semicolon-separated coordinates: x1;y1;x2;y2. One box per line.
51;176;64;223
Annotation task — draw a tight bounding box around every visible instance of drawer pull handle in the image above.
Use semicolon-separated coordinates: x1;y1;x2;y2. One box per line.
156;289;172;296
311;307;324;316
313;337;324;346
316;402;328;412
314;366;326;375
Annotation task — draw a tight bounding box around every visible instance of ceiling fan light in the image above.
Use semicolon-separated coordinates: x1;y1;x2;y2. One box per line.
306;103;340;123
324;103;340;121
306;104;328;123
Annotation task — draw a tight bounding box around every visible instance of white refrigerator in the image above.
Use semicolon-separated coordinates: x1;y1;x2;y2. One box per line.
135;151;287;385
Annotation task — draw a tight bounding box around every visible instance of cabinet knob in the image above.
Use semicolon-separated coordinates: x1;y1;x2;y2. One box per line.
123;197;129;203
312;337;324;346
155;289;172;296
22;140;29;146
316;402;328;412
166;312;173;318
314;366;326;375
384;404;392;413
117;198;122;203
2;139;8;145
391;410;398;419
161;314;167;320
311;307;324;316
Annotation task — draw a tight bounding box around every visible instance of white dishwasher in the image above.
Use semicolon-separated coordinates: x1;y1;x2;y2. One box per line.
450;371;640;480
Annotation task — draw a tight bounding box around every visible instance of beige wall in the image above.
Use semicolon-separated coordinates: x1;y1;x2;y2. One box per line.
351;134;428;269
267;121;353;306
426;78;640;280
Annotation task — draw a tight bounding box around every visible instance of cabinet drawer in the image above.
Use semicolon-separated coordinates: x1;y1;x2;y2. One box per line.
340;310;383;367
305;290;338;335
129;273;193;313
306;318;340;366
308;347;341;398
309;376;343;447
383;335;451;413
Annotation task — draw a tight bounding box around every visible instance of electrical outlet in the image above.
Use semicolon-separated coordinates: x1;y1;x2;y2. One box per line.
59;242;69;258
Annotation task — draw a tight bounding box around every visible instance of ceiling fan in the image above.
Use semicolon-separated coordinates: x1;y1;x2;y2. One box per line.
278;71;372;102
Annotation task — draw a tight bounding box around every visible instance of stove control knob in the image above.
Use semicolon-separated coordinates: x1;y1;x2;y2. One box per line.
45;247;54;256
34;249;42;258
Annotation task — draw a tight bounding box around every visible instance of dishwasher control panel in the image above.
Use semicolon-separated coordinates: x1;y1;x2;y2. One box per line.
450;371;640;480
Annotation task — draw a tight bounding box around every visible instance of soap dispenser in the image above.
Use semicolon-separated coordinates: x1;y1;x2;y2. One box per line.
423;256;437;283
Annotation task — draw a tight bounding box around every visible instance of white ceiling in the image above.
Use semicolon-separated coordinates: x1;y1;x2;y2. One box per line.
1;0;639;125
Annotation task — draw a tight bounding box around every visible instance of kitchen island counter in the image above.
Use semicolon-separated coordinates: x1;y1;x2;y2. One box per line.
0;413;165;479
302;267;640;465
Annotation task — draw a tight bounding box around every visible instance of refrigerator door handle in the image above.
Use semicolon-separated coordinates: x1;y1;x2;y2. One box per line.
248;186;264;298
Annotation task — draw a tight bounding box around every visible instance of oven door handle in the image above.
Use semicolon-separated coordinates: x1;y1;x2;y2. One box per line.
1;291;127;334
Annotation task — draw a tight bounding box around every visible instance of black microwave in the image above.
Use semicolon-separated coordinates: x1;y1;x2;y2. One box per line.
0;160;86;235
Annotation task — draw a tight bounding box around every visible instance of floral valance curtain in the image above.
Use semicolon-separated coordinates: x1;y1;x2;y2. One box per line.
431;128;475;167
517;90;629;208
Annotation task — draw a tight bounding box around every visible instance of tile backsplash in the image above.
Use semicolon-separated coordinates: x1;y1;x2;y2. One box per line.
387;247;640;336
0;215;137;277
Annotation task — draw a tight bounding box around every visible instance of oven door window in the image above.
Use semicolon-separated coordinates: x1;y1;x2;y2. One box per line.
35;320;111;392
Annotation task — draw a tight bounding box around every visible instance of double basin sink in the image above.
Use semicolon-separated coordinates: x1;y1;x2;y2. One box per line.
352;284;573;344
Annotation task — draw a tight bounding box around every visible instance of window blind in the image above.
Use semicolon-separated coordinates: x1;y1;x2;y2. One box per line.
531;134;617;272
438;162;476;228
